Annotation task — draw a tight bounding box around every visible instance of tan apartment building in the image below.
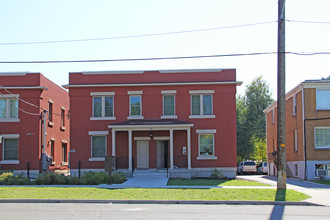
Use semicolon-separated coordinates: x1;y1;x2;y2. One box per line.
264;79;330;180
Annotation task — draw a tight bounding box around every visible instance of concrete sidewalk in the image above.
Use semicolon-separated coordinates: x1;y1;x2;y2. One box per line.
237;175;330;206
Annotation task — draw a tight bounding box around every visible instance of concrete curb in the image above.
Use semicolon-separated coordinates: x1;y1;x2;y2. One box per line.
0;199;322;206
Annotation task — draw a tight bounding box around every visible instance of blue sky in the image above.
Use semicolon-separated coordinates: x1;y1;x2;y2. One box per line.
1;0;330;98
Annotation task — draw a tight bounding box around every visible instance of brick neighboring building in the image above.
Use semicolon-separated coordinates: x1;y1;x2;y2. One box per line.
0;72;70;177
264;79;330;180
65;69;241;178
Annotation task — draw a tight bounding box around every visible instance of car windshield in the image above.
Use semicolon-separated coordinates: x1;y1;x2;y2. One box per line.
244;162;255;165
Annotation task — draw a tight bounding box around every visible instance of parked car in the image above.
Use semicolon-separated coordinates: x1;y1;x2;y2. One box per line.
237;161;257;175
257;162;268;174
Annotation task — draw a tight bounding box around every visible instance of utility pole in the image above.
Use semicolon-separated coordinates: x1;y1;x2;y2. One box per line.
277;0;286;189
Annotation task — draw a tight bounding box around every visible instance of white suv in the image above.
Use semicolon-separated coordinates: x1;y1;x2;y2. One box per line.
237;161;257;175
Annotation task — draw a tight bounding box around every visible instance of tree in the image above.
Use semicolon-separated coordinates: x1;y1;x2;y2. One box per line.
237;76;273;162
322;75;330;80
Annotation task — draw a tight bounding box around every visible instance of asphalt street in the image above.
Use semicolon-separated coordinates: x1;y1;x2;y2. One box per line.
1;203;330;220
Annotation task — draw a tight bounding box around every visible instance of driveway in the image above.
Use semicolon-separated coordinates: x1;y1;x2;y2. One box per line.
238;175;330;206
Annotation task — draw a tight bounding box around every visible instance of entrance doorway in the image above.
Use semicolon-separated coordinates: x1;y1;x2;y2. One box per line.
156;140;169;169
137;140;149;168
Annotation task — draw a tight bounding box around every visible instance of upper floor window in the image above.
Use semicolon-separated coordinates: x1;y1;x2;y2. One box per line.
316;89;330;110
294;130;298;152
161;90;177;119
293;95;297;116
60;107;66;130
315;127;330;149
272;109;275;124
128;91;143;119
0;97;18;121
189;90;215;118
48;100;53;123
90;92;115;120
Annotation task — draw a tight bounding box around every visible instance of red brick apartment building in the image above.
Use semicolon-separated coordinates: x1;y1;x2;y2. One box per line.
264;79;330;180
64;69;241;178
0;72;70;177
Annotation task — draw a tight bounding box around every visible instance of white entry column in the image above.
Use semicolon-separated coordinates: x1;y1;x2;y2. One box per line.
128;130;132;171
112;130;116;157
170;129;174;170
187;128;191;170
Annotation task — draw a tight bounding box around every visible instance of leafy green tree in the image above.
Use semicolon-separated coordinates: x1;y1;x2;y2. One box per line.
322;75;330;80
237;76;273;162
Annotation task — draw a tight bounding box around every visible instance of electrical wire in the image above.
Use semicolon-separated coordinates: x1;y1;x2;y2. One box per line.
0;51;329;64
0;21;277;46
0;85;69;117
286;19;330;25
0;92;41;116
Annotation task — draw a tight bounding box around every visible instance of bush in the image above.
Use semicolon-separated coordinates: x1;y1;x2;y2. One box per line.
80;171;108;185
210;169;225;179
111;172;126;184
0;172;31;185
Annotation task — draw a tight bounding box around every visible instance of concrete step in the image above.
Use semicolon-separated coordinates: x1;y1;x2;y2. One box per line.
133;169;169;178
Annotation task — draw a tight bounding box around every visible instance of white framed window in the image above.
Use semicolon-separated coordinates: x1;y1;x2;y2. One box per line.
316;89;330;110
196;129;217;160
292;95;297;116
189;91;214;118
91;93;115;120
294;130;298;152
315;127;330;149
128;95;143;119
91;136;106;160
1;134;19;164
162;94;176;117
0;96;19;121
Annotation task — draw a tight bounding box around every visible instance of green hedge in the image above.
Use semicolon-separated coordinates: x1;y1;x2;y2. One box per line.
0;171;126;185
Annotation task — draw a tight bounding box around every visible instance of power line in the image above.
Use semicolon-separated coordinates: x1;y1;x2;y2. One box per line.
0;92;41;116
0;21;277;46
0;51;329;64
286;19;330;25
0;85;69;117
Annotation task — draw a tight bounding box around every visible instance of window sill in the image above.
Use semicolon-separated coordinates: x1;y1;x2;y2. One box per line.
90;117;116;121
60;126;66;131
48;122;54;127
89;157;105;162
161;115;178;119
127;116;144;120
315;147;330;150
1;160;19;164
196;156;217;160
0;119;20;122
189;115;215;119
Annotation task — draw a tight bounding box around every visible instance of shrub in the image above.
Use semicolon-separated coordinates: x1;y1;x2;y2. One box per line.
111;172;126;184
0;172;31;185
80;171;108;185
210;169;225;179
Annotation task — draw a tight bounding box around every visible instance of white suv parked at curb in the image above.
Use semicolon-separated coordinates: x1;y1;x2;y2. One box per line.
237;161;257;175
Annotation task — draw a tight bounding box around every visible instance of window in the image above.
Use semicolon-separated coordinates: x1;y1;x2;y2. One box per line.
272;109;275;124
316;89;330;110
61;143;67;162
189;91;214;118
48;101;53;123
163;95;175;116
50;140;55;160
315;127;330;149
294;164;298;176
0;98;18;120
130;95;142;116
3;138;18;161
61;108;65;129
91;93;115;120
199;134;214;156
294;130;298;152
293;95;297;116
91;136;106;158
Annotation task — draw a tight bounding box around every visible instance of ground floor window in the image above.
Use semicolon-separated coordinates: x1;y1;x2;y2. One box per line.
3;138;18;160
199;134;214;156
315;127;330;149
315;164;330;177
91;136;106;158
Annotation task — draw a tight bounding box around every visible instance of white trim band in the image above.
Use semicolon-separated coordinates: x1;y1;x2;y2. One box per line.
189;90;214;94
128;91;143;95
88;131;109;135
90;92;115;96
196;129;217;134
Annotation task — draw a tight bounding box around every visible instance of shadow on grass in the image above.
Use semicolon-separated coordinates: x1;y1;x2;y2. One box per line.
269;190;286;220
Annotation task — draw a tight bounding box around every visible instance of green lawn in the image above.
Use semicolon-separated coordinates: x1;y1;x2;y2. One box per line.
313;180;330;186
167;178;270;186
0;187;309;201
